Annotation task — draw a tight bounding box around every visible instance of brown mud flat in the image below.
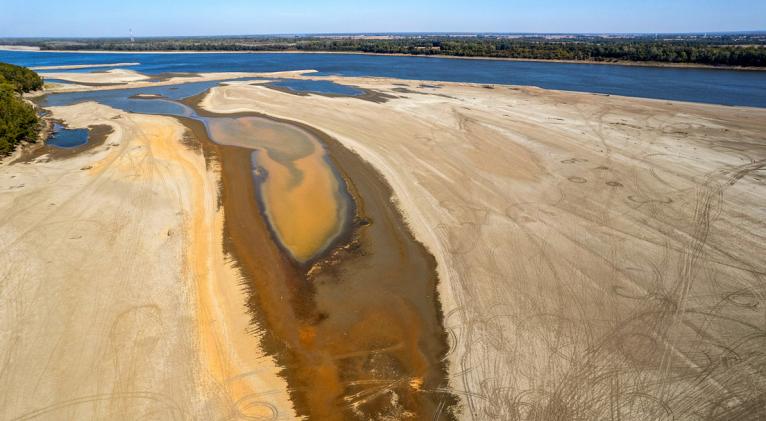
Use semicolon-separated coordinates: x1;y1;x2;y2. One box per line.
181;105;458;420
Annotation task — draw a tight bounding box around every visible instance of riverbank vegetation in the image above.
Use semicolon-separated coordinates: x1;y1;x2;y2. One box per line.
5;33;766;67
0;63;42;155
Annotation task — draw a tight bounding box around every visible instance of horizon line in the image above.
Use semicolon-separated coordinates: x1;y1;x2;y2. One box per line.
2;30;766;40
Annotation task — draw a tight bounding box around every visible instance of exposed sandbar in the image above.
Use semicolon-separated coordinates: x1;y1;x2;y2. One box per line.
200;77;766;420
31;62;140;70
0;101;296;420
40;68;150;84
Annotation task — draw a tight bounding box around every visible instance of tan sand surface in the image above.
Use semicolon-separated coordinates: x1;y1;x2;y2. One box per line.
0;45;41;51
39;68;151;84
201;78;766;420
31;70;316;95
31;63;140;71
0;102;295;420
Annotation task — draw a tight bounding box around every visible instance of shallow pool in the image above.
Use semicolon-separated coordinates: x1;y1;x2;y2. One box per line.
47;123;89;148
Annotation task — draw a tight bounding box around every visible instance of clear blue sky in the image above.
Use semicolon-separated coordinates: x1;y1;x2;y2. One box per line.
2;0;764;37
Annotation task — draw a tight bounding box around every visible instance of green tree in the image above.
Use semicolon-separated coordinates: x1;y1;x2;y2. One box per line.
0;63;41;155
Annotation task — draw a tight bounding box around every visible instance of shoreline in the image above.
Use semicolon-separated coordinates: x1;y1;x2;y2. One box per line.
37;66;766;110
2;45;764;71
30;62;140;70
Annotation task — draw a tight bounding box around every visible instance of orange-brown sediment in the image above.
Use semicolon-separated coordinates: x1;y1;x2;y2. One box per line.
188;105;458;420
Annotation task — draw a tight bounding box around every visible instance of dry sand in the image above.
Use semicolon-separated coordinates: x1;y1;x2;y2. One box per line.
30;63;140;71
31;69;315;95
201;77;766;420
0;45;41;51
0;102;295;420
39;68;151;84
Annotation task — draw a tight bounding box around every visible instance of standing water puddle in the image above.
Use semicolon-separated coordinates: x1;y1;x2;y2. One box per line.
47;123;89;148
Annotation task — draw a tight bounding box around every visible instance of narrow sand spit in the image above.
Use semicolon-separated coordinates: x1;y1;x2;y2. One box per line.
31;63;140;71
201;78;766;420
39;68;151;84
0;102;295;419
34;69;317;94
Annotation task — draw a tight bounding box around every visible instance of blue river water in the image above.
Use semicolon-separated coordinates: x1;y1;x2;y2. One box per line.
2;50;766;107
47;123;89;148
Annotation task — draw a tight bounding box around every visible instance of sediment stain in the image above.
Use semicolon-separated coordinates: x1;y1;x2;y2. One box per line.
192;105;459;419
178;118;298;420
207;116;350;263
36;84;458;420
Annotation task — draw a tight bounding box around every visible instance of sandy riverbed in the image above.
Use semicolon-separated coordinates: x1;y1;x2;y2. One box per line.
2;69;765;420
0;102;296;420
200;77;766;420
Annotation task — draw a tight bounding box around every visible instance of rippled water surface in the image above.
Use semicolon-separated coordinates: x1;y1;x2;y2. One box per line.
3;50;766;106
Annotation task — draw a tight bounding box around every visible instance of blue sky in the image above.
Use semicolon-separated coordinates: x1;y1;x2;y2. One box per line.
1;0;764;37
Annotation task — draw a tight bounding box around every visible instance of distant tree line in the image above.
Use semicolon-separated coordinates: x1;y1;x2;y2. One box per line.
10;35;766;67
296;39;766;67
0;63;42;155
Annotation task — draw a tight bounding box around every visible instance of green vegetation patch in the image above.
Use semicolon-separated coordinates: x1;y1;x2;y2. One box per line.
7;34;765;67
0;62;43;93
0;63;42;155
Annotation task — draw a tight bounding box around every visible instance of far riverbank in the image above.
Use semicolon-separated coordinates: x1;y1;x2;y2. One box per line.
1;45;764;71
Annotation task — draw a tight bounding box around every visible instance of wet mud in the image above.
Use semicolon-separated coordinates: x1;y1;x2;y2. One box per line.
185;104;458;420
206;116;352;263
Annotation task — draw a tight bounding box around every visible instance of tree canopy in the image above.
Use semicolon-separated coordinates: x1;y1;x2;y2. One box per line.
8;35;766;67
0;63;41;155
0;62;43;93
